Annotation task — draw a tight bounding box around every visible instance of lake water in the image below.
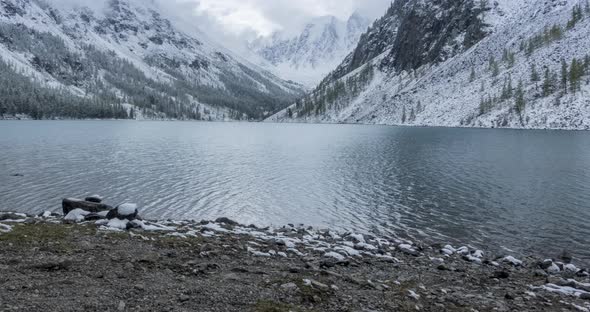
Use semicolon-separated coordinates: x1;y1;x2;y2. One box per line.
1;121;589;263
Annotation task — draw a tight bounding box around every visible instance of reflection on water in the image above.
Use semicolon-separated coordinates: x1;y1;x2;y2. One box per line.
1;121;589;263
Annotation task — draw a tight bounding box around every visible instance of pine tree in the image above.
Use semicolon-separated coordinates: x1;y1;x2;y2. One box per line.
526;41;535;57
515;80;525;115
287;107;293;118
507;52;516;68
506;74;513;98
542;67;553;97
479;96;486;115
567;4;584;29
570;58;580;93
502;49;509;63
561;59;568;93
401;106;407;123
493;63;500;77
586;0;590;14
531;63;540;88
469;66;476;82
489;56;500;77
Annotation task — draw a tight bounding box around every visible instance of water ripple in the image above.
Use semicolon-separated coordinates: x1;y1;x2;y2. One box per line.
1;121;590;264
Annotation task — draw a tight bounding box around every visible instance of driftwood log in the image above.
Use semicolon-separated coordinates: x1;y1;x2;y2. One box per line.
62;198;112;215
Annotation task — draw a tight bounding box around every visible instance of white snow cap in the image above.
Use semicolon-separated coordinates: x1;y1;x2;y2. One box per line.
117;203;138;216
64;209;90;222
106;218;129;230
502;256;523;266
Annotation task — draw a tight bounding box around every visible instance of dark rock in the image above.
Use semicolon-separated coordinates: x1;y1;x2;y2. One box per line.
10;173;24;177
84;213;105;221
505;293;515;300
215;217;239;226
85;196;102;203
533;269;548;277
231;267;249;273
126;221;142;230
491;271;510;279
179;295;190;302
0;213;26;221
320;260;336;269
539;259;553;270
560;250;573;264
581;293;590;300
62;198;112;215
576;269;589;277
106;204;138;221
33;259;73;271
437;264;450;271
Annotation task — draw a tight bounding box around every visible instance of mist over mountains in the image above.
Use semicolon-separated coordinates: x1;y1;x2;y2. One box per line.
0;0;304;120
1;0;589;129
268;0;590;130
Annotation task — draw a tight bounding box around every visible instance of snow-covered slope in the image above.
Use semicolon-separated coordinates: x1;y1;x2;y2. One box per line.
269;0;590;130
248;13;371;88
0;0;304;120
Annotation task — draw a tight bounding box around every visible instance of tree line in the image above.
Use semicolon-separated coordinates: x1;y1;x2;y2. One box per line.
0;22;298;120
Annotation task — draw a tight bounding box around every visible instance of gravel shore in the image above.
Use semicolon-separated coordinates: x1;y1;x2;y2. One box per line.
1;212;589;312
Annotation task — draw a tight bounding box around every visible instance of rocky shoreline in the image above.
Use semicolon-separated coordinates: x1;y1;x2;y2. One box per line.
1;199;590;311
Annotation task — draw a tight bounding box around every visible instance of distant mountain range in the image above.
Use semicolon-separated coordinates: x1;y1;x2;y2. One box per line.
0;0;304;120
268;0;590;130
247;12;371;88
3;0;589;129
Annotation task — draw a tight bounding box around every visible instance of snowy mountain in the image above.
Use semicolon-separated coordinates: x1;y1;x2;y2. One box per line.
248;12;371;88
0;0;304;120
268;0;590;130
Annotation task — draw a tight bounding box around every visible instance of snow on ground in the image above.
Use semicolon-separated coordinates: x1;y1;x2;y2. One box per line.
64;209;91;222
0;0;303;120
0;223;12;233
268;0;590;130
117;203;137;216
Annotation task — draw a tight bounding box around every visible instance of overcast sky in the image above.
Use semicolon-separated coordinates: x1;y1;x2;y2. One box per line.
183;0;392;37
55;0;391;49
153;0;390;50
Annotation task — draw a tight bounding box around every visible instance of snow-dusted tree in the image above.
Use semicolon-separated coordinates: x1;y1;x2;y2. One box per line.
561;59;569;93
530;63;540;88
514;80;525;115
567;4;584;29
401;106;407;123
542;67;555;97
489;56;500;77
569;58;584;93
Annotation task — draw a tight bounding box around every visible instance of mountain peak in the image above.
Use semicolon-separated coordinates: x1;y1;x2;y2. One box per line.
247;14;371;87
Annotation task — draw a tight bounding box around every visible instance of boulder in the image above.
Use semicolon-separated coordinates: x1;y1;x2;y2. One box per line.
84;213;106;221
215;217;239;226
560;250;573;264
64;209;90;222
0;213;27;221
85;195;103;203
62;198;112;215
106;203;139;220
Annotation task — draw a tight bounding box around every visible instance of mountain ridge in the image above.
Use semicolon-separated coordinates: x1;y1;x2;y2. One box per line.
268;0;590;130
0;0;305;120
247;13;371;88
